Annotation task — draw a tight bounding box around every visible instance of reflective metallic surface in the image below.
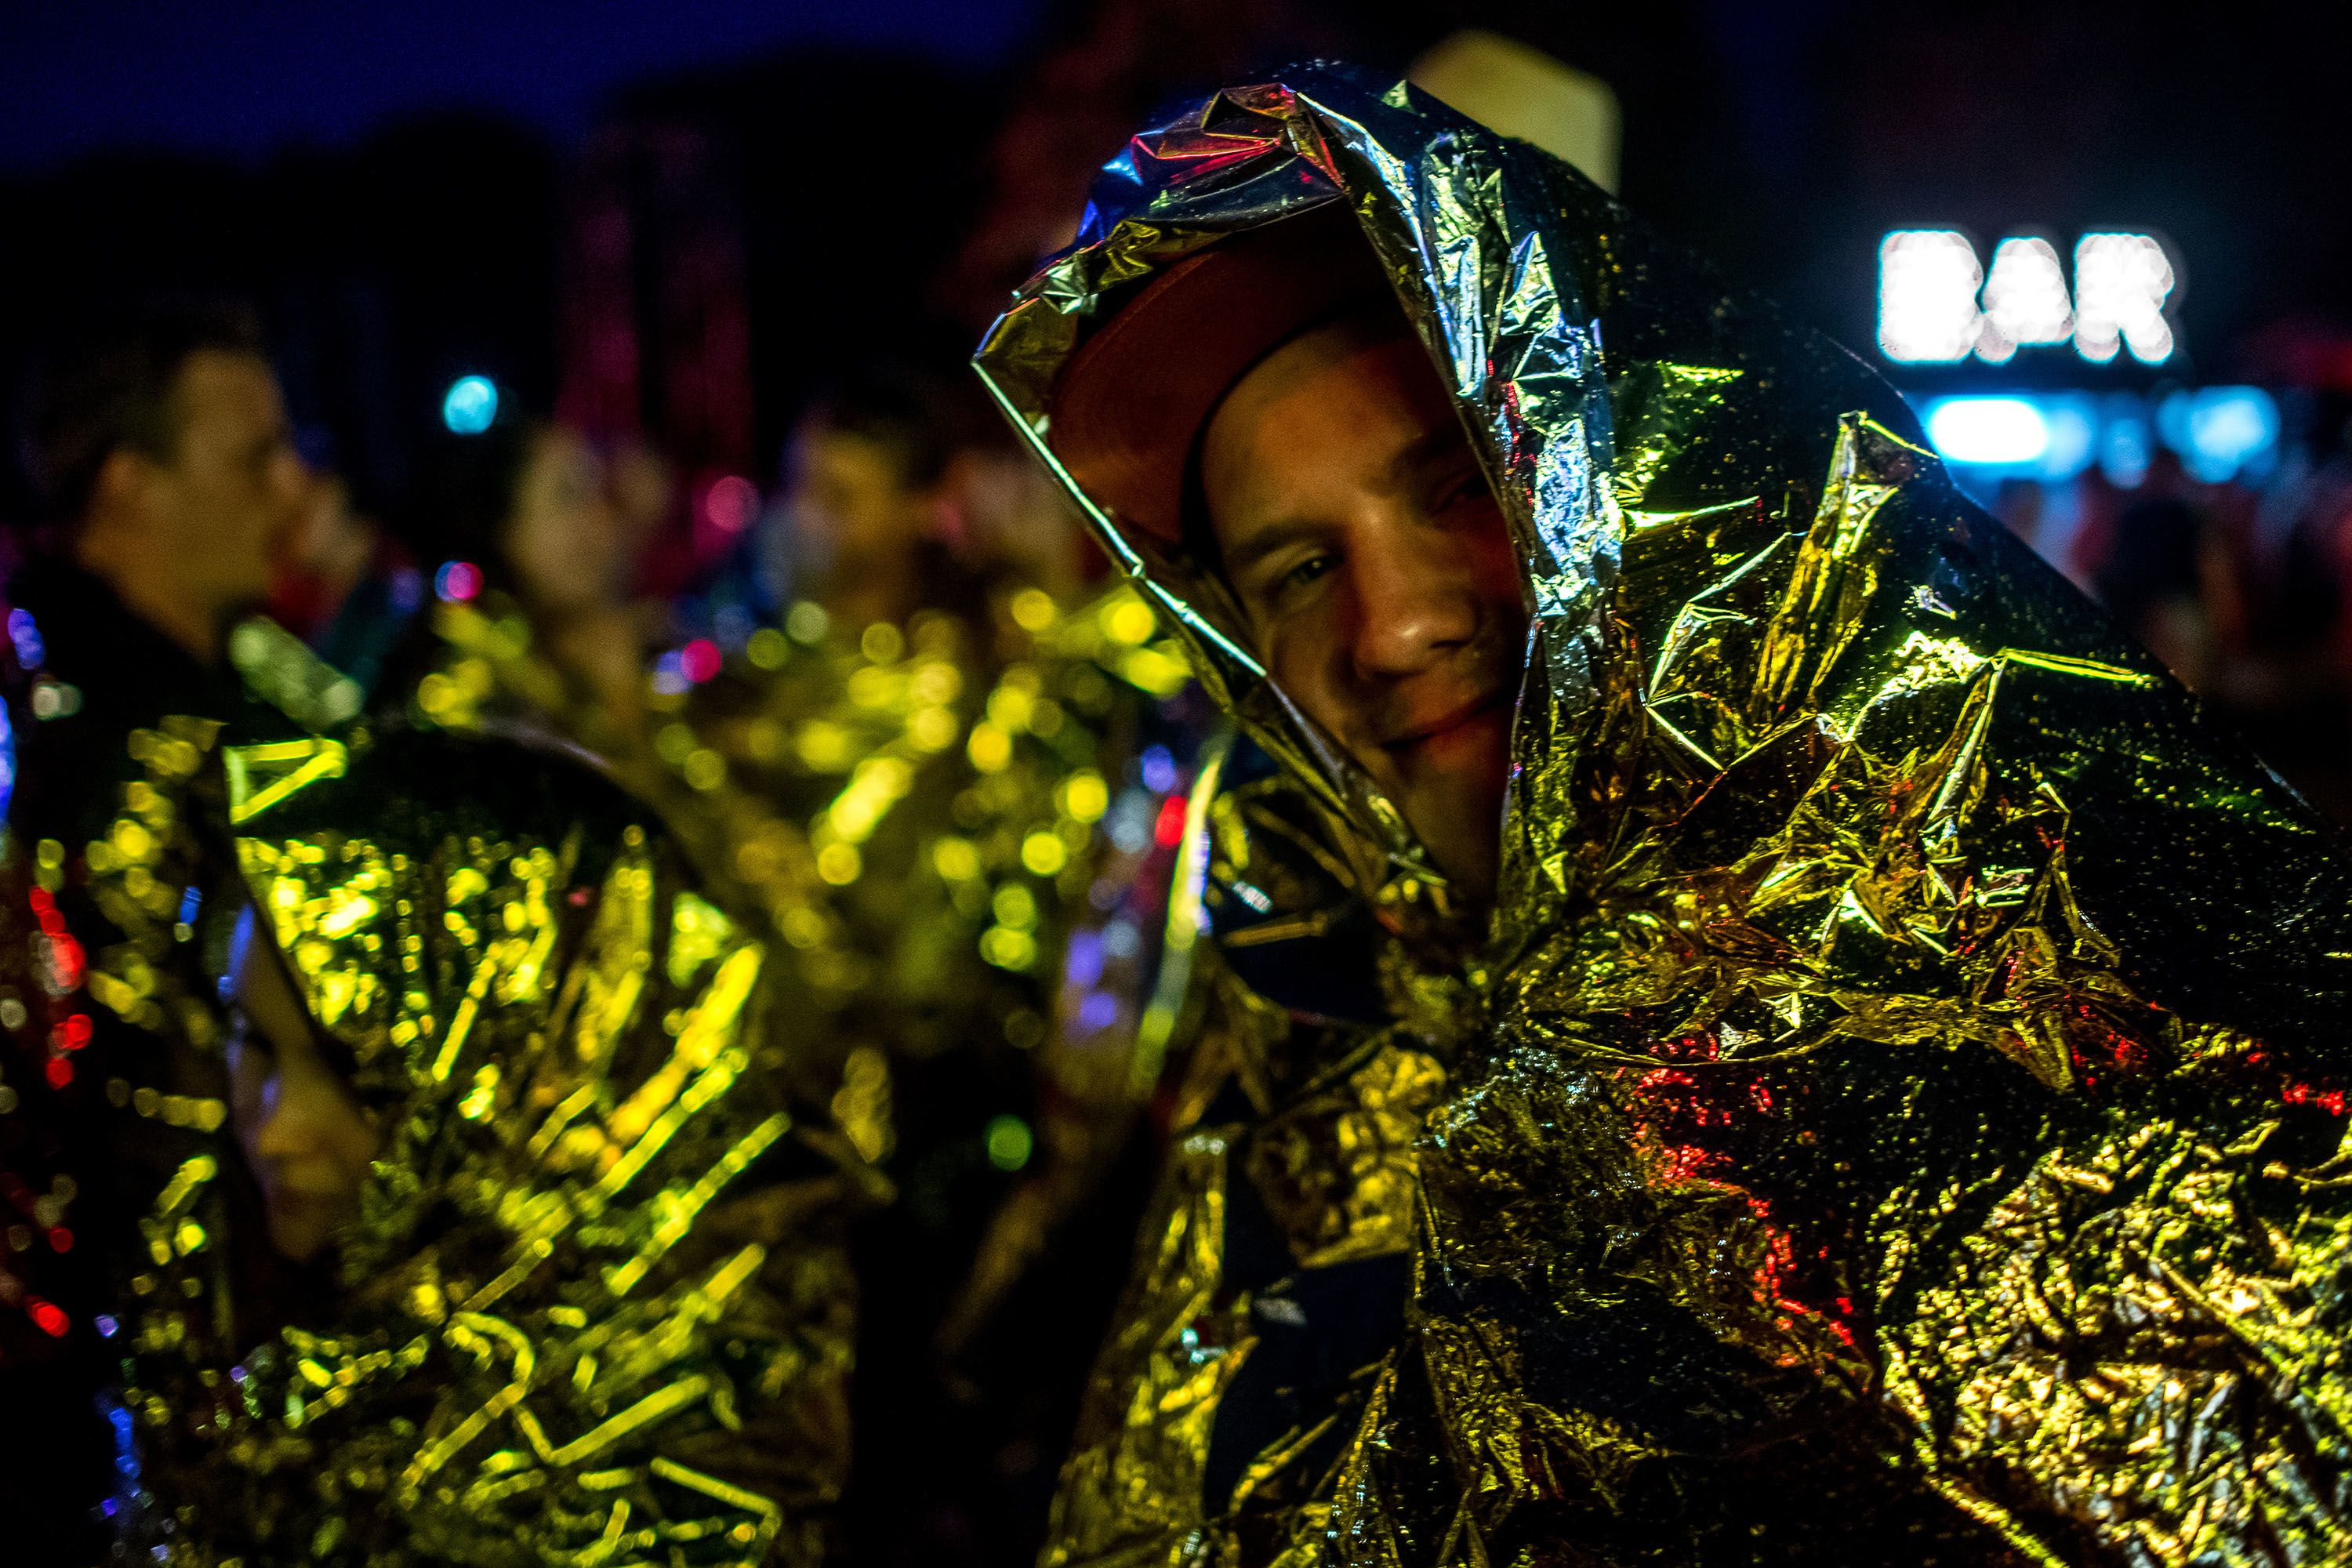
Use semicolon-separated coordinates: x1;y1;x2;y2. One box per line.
396;576;1200;1557
19;712;858;1565
404;582;1191;1170
980;64;2352;1567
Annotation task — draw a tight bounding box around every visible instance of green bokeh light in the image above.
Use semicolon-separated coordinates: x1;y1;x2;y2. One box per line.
985;1114;1033;1172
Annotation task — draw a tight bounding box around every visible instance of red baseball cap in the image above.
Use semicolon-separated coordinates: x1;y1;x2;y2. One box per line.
1047;203;1396;547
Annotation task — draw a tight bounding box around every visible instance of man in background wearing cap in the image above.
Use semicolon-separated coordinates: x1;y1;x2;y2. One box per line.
981;64;2352;1568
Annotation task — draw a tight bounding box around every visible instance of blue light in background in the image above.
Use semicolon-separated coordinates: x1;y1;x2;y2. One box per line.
6;607;42;670
2158;387;2281;483
1140;745;1178;794
1916;389;2277;488
2039;396;2100;477
441;375;499;435
2100;394;2154;486
1924;397;2049;465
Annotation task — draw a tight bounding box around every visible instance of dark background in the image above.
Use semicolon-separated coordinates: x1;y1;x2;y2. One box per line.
7;0;2349;520
7;5;2351;1561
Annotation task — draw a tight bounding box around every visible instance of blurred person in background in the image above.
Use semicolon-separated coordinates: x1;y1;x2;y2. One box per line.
2252;398;2352;818
709;361;1200;1568
0;300;308;1561
380;362;1200;1567
2278;403;2352;682
0;707;860;1563
8;299;307;704
2089;448;2240;691
764;361;994;629
387;399;660;782
0;325;864;1562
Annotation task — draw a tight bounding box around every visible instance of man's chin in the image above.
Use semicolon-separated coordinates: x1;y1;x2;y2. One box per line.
1393;711;1512;899
266;1197;347;1263
267;1220;330;1265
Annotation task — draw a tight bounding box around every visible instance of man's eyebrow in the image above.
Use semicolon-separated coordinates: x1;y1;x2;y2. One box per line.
1219;516;1327;586
1387;423;1476;489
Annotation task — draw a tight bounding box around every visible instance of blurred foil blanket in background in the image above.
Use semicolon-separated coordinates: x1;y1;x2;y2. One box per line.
16;721;859;1566
978;63;2352;1568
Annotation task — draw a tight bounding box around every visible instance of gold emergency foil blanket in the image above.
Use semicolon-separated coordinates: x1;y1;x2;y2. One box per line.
978;64;2352;1567
113;728;853;1566
407;583;1190;1163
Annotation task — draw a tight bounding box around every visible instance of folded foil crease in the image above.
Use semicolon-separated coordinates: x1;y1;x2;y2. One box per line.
980;62;2352;1568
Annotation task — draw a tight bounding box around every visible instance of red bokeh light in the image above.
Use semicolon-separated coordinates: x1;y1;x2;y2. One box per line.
702;474;759;535
435;560;484;603
680;638;722;684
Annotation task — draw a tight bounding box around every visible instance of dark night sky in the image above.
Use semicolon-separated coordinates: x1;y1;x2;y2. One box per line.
0;0;1044;172
6;0;2351;506
9;0;2350;359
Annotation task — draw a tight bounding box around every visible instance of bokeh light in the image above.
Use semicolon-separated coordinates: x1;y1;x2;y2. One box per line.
1925;397;2050;465
441;374;499;435
984;1114;1033;1171
702;474;760;534
434;560;484;602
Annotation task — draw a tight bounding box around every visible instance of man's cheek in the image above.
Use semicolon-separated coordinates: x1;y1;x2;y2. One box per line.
1270;639;1341;740
1477;537;1524;607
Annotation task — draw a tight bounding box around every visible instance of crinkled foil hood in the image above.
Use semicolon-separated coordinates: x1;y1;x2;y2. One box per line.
981;63;2352;1566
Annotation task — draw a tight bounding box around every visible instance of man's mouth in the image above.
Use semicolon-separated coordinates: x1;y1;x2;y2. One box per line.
267;1181;356;1207
1380;685;1513;756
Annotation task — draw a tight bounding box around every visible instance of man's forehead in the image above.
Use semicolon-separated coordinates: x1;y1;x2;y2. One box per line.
1208;332;1459;499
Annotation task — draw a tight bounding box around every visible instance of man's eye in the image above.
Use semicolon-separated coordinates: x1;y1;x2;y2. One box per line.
1274;554;1335;601
1428;467;1485;514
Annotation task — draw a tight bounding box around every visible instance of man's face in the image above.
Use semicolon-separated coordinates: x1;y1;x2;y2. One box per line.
151;350;307;624
1201;321;1526;901
503;426;627;619
784;423;935;569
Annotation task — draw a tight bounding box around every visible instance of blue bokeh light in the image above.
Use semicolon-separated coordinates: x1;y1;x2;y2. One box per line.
441;374;499;435
1913;390;2276;490
2158;387;2281;484
1925;397;2051;466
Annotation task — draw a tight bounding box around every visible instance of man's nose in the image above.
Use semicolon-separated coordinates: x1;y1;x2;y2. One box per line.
1343;514;1478;681
277;450;314;507
252;1094;321;1163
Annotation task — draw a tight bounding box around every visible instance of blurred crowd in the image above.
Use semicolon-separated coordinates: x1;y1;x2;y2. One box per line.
0;282;1186;1564
0;10;1449;1560
16;262;2352;1565
1985;401;2352;822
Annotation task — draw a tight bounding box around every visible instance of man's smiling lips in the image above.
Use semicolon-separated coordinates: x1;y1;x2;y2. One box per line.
1378;684;1513;757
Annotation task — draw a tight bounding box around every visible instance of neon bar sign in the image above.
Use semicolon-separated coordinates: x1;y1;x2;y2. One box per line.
1878;230;2177;365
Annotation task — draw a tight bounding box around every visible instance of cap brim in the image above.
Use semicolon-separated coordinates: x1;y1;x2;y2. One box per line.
1047;205;1395;546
